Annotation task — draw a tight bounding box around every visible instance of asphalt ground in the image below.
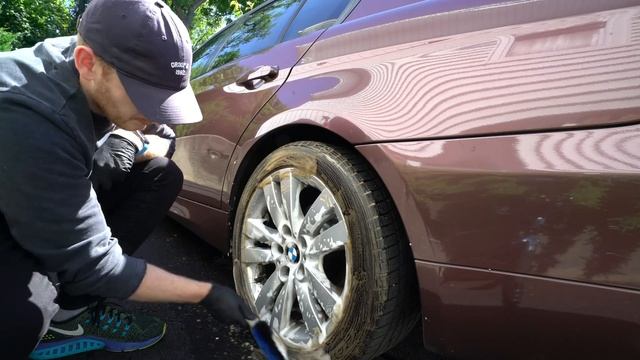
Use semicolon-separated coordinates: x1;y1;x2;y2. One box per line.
66;218;442;360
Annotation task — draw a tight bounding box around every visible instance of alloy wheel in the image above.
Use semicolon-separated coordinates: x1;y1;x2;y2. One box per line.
239;167;351;349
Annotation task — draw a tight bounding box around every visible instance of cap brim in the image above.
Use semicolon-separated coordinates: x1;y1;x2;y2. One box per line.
117;71;203;125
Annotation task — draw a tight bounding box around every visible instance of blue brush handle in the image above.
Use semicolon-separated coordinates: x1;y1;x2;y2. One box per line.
248;319;287;360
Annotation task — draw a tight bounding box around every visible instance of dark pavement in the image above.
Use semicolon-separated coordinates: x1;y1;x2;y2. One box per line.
68;218;441;360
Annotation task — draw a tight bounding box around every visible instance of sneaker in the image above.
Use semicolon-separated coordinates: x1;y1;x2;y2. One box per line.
30;302;166;359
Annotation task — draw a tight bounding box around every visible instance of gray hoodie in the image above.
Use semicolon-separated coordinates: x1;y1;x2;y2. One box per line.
0;36;146;299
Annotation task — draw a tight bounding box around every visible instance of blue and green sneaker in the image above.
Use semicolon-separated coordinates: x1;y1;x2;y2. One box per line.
30;302;166;359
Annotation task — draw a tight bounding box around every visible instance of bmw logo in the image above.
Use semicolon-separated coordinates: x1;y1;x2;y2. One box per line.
287;245;300;263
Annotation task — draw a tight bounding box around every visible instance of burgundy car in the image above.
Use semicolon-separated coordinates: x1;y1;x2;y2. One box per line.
170;0;640;358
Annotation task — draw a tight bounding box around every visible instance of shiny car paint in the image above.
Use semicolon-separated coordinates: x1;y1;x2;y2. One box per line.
171;0;640;357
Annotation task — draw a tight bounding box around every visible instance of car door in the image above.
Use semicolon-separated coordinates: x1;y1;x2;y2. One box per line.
173;0;357;208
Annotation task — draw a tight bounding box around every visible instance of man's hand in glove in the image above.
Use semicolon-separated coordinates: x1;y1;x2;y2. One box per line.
136;123;176;161
90;134;137;191
200;283;257;326
134;135;172;163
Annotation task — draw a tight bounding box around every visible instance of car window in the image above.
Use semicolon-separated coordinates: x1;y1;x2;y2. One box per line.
282;0;352;41
191;25;236;79
210;0;302;70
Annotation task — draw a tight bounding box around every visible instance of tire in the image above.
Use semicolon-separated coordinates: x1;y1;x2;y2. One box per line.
232;141;419;359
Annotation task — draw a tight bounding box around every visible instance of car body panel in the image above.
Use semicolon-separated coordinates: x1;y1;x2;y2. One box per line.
358;123;640;290
359;124;640;356
241;0;640;146
170;196;230;252
416;260;640;358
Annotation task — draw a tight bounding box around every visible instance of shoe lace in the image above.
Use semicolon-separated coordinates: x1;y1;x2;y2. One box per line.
89;301;134;331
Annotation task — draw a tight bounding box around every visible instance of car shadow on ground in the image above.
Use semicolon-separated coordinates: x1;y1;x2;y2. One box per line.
66;218;442;360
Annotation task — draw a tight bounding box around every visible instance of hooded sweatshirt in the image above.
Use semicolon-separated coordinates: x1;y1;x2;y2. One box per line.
0;36;146;299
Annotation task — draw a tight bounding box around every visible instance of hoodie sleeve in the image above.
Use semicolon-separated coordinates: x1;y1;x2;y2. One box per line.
0;100;146;299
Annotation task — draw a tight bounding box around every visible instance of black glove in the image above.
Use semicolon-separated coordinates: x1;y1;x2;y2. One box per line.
143;123;176;159
200;283;257;326
90;135;137;191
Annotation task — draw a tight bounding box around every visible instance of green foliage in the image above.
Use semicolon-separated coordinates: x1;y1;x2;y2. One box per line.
0;0;73;49
230;0;256;17
214;0;295;64
165;0;265;48
0;27;17;51
189;4;226;48
0;0;267;50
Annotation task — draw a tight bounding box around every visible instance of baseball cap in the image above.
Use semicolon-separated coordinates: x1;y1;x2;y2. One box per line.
78;0;202;125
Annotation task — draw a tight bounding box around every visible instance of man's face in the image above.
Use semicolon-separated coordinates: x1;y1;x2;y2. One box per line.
89;61;151;131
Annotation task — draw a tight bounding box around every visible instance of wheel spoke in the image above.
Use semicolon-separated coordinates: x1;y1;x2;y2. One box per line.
263;179;287;231
295;278;324;333
272;275;295;333
280;170;304;238
255;269;283;314
306;266;340;318
299;188;335;236
307;220;347;256
245;218;282;245
241;246;276;264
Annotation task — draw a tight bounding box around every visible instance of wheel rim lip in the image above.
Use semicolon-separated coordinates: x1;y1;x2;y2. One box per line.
238;167;353;350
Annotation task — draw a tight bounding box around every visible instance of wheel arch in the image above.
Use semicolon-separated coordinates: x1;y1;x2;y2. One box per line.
227;123;435;255
226;123;432;262
226;124;352;227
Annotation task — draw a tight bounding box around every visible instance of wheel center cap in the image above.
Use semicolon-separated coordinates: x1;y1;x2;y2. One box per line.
287;244;301;264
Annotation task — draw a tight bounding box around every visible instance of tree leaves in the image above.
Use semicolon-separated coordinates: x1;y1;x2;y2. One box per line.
0;27;17;51
0;0;73;49
0;0;267;50
167;0;266;48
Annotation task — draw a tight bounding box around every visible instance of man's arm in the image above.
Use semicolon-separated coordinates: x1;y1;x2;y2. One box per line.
130;264;256;325
128;263;212;303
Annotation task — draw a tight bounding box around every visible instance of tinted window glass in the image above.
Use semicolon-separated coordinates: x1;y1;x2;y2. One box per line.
211;0;302;69
191;26;236;79
283;0;351;41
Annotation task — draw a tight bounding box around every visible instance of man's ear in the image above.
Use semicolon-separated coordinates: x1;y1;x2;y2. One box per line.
74;45;98;81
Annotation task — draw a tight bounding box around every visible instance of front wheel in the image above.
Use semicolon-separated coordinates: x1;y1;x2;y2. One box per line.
232;141;418;359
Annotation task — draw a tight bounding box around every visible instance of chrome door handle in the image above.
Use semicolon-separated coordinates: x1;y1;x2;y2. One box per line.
236;65;279;90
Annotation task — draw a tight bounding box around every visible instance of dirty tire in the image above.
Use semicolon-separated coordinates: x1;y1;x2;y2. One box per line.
233;141;419;359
